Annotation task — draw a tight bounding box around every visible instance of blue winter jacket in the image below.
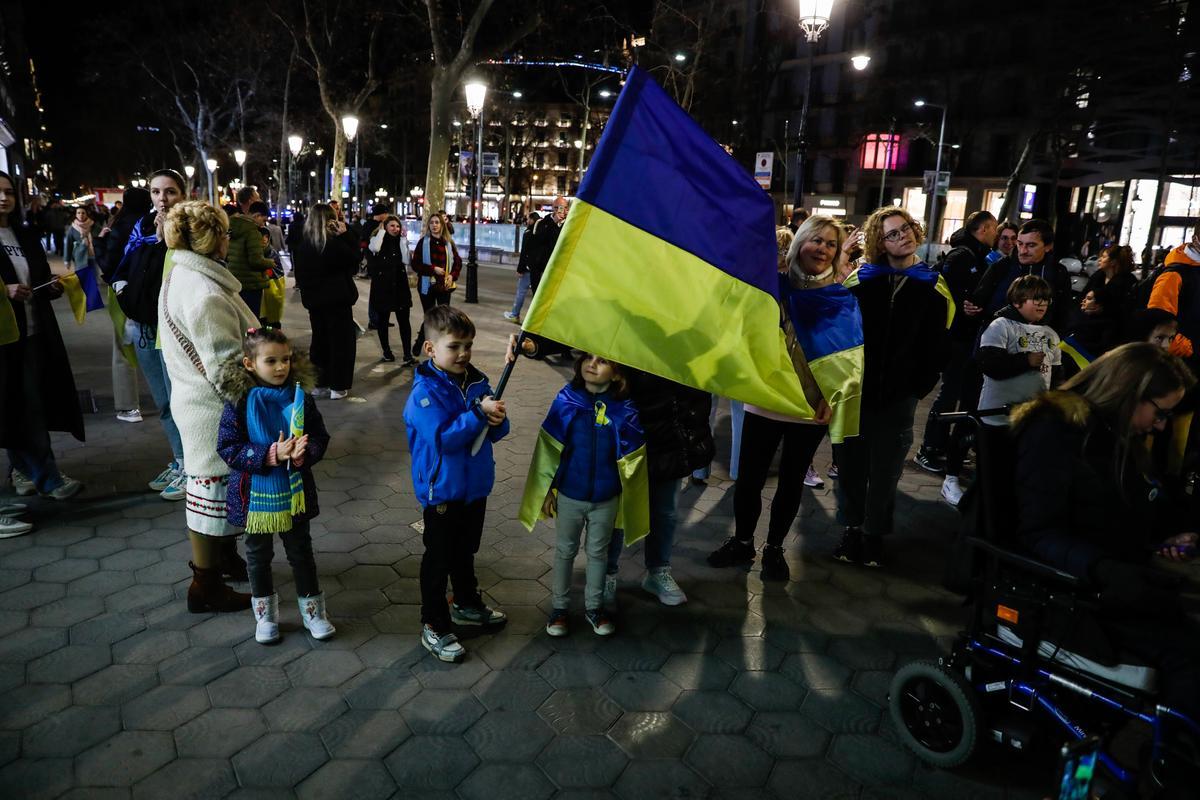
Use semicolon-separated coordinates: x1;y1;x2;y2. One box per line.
404;360;510;507
550;384;638;503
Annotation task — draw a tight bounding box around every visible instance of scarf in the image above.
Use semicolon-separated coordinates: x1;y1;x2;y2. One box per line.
244;383;306;534
72;218;95;258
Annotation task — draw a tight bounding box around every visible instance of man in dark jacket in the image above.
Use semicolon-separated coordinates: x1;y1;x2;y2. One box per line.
916;211;996;473
526;197;568;292
972;219;1071;334
504;212;540;322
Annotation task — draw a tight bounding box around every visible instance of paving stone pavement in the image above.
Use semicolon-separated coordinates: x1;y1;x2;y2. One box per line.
0;261;1061;798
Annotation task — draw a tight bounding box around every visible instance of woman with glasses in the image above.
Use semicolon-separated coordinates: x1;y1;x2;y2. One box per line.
831;207;952;568
1011;342;1200;721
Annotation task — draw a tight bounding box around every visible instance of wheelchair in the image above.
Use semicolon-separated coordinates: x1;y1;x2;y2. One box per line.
888;410;1200;797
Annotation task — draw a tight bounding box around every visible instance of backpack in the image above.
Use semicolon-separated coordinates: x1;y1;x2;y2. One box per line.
115;218;166;328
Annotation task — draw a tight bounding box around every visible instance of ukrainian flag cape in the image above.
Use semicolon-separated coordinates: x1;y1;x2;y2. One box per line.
522;66;819;420
519;385;650;545
842;262;956;329
780;276;863;442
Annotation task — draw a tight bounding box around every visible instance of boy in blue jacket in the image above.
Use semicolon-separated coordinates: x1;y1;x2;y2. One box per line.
404;305;510;662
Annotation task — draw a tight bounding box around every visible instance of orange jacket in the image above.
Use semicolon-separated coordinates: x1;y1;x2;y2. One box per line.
1147;244;1200;358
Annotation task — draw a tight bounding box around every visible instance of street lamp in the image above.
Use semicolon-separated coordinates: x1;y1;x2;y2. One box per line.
234;148;247;183
184;165;195;179
850;53;871;71
792;0;836;213
463;80;488;303
342;115;360;215
915;99;949;251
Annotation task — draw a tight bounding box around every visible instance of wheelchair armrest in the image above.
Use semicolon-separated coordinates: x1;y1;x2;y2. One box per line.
967;537;1083;588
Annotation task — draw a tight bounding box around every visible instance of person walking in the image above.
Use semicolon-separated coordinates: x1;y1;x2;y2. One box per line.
410;212;461;357
504;211;539;322
292;204;360;400
366;214;415;365
158;200;257;613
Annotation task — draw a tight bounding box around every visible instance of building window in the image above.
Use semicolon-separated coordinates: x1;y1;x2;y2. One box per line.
556;176;567;193
859;133;901;170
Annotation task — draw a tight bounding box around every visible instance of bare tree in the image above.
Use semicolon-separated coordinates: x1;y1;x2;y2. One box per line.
422;0;541;218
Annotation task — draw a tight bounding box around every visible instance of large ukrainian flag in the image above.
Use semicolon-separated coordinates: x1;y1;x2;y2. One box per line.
523;66;814;420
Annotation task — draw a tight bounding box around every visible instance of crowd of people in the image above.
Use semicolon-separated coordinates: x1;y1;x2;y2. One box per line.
2;169;1199;704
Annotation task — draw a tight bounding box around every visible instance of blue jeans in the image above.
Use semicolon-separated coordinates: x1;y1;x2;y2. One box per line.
7;336;64;493
509;272;531;317
132;324;185;466
607;477;679;573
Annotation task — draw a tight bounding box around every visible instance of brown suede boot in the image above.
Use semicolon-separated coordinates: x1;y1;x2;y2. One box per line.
218;537;249;582
188;561;252;613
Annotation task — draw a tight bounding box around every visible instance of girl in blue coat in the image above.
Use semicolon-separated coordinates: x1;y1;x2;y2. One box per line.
520;354;648;638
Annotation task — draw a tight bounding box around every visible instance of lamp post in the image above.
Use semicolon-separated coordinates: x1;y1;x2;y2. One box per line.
205;157;218;205
342;115;359;216
183;165;196;198
464;80;488;303
234;148;247;184
793;0;835;215
915;99;948;250
287;135;302;210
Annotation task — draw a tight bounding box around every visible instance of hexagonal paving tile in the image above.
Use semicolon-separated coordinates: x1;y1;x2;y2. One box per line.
175;708;268;758
465;710;554;761
206;665;291;708
132;758;238;800
671;690;754;734
398;689;485;735
296;758;396;800
827;733;916;788
112;629;190;665
69;612;146;646
73;663;160;707
409;653;490;690
320;709;411;759
712;636;786;672
800;686;882;734
471;633;552;671
383;735;478;791
768;758;861;799
262;687;348;732
471;669;555;712
779;652;852;691
32;558;99;583
285;649;364;687
340;667;422;709
76;730;176;787
594;638;670;672
0;580;64;610
21;705;121;758
27;643;111;684
685;733;773;788
746;710;832;758
614;760;710;800
608;711;695;759
458;763;554;800
660;653;737;691
536;652;613;689
729;671;807;711
0;627;68;664
536;688;621;736
604;671;681;712
232;732;329;787
0;757;74;799
122;684;210;730
536;734;628;789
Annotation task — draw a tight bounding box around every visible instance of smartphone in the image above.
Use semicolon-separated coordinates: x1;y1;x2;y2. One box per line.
1057;736;1100;800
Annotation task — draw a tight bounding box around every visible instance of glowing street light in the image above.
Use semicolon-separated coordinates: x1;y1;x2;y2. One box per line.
599;89;612;98
462;79;488;303
341;115;359;142
184;165;195;179
464;81;488;119
288;135;303;156
798;0;835;42
851;53;871;71
512;90;523;99
205;158;218;172
673;53;686;62
233;149;246;166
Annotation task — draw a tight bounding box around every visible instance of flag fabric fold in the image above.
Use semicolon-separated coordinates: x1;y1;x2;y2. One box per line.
58;272;87;324
286;383;307;517
0;297;16;346
1059;335;1096;371
521;66;819;421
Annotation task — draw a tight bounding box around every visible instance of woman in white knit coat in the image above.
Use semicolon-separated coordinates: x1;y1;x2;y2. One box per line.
159;201;258;613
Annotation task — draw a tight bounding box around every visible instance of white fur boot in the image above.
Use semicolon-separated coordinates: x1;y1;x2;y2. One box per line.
298;593;336;640
252;594;280;644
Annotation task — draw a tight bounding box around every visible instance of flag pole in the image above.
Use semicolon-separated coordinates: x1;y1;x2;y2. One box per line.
470;331;527;456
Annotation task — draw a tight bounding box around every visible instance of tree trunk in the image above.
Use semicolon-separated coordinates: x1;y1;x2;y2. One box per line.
998;132;1037;223
330;115;347;205
424;68;456;220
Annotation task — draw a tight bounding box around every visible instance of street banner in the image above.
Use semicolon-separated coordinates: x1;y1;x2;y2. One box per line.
522;66;863;423
754;152;773;190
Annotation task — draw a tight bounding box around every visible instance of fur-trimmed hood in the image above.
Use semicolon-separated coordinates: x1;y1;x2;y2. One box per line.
216;349;317;402
1010;389;1091;433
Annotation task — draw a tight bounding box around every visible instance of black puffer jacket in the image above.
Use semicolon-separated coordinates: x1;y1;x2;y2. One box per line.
628;371;715;482
940;228;991;342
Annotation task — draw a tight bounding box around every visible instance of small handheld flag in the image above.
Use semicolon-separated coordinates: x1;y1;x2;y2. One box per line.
286;383;306;516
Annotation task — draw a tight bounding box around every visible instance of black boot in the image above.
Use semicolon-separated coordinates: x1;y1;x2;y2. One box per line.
187;561;251;613
219;537;249;582
832;527;863;565
760;544;790;581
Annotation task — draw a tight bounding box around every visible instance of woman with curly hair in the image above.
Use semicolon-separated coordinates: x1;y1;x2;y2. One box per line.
158;200;258;613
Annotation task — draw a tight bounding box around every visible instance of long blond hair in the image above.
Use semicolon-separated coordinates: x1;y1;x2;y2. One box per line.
304;203;335;251
786;215;845;281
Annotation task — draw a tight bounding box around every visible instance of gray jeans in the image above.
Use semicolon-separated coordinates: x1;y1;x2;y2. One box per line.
553;495;618;611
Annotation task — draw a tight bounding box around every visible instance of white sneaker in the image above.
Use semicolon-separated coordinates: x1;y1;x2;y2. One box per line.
0;516;33;539
502;311;518;321
160;472;187;502
298;593;336;640
311;387;330;398
941;476;964;507
641;567;687;606
253;594;281;644
421;624;465;662
116;409;143;423
603;574;618;611
803;465;824;489
0;503;27;516
148;462;180;492
10;470;35;497
48;475;83;501
329;389;349;400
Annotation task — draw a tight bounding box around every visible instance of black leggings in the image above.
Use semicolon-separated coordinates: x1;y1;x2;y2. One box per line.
734;412;827;547
244;519;320;598
376;307;412;358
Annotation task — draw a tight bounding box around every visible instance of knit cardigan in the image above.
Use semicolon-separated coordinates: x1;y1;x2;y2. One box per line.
158;248;259;477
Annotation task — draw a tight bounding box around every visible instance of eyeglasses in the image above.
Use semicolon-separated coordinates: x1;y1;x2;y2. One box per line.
1149;398;1176;422
882;222;916;243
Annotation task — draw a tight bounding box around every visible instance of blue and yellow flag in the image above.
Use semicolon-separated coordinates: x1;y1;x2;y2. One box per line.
0;297;16;346
523;66;817;420
842;263;956;329
1059;335;1096;372
285;383;306;516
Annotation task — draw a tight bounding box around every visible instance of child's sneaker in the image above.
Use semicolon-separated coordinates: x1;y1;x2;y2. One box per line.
584;608;615;636
941;476;965;507
298;593;336;640
641;567;687;606
827;464;839;480
603;574;618;611
803;465;824;489
0;516;33;539
252;594;280;644
545;608;569;637
450;602;507;627
47;475;83;501
422;624;466;662
10;470;36;497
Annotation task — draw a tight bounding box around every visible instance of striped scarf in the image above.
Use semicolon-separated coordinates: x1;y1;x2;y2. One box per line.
244;384;306;533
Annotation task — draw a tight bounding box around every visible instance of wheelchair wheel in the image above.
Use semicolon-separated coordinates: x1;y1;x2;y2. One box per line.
889;659;980;768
